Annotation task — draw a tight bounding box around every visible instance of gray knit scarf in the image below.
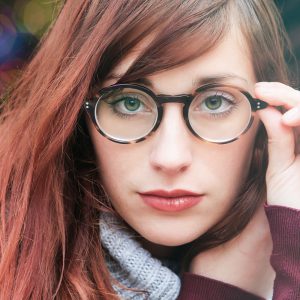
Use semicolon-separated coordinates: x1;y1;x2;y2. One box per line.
99;213;181;299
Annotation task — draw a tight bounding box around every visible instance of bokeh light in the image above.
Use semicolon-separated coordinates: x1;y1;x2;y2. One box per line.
0;13;17;59
14;0;58;38
0;0;61;93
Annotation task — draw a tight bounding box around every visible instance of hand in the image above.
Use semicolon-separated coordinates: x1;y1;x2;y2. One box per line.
189;205;275;298
255;82;300;209
188;82;300;298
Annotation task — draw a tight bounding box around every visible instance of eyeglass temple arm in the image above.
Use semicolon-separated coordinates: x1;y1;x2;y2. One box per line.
250;98;268;111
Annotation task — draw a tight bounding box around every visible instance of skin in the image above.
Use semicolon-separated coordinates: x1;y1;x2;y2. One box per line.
190;82;300;298
84;27;300;296
87;30;262;247
85;21;300;300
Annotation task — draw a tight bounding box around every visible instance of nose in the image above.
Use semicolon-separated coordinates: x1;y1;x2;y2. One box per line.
149;104;193;175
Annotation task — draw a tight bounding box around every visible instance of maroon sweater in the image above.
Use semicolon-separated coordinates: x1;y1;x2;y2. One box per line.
178;206;300;299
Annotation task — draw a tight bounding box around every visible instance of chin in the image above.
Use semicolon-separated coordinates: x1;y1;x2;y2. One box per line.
141;229;202;247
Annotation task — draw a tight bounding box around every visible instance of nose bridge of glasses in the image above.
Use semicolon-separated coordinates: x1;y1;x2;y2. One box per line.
156;94;193;105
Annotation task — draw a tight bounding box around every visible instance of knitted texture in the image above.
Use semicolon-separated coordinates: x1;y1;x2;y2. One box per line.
99;213;181;299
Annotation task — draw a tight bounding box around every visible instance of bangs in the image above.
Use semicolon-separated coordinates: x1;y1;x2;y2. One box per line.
92;0;231;86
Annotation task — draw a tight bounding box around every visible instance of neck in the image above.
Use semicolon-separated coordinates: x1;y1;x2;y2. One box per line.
139;237;186;261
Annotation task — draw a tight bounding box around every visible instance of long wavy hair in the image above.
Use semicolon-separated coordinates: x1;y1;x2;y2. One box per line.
0;1;291;299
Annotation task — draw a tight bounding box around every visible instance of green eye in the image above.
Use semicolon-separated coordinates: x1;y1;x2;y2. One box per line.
124;98;141;111
205;96;222;110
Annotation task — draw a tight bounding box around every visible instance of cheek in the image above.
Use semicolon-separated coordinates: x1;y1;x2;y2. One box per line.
204;120;259;199
85;115;260;246
87;121;140;196
92;137;125;183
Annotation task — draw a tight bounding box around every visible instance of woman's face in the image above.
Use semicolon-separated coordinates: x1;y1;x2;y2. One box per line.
87;32;260;246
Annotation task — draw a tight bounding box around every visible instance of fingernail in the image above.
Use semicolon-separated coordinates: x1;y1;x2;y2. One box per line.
282;107;300;122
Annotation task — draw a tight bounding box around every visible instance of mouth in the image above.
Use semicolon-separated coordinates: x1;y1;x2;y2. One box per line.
139;189;204;212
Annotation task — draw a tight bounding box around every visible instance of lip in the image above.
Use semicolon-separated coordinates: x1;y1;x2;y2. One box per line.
139;189;203;212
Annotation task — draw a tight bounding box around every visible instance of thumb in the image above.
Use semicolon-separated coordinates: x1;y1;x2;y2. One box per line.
256;107;295;175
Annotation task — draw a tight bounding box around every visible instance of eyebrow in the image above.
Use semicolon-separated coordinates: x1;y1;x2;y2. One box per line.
106;73;249;89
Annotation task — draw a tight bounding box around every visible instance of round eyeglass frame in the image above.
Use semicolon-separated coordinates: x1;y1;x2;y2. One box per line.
84;83;268;144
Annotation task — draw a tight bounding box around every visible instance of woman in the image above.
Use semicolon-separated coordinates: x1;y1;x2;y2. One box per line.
0;1;299;299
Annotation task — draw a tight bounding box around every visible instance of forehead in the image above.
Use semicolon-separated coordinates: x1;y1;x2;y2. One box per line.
105;30;256;93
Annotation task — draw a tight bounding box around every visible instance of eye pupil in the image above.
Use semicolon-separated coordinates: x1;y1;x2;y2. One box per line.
205;96;222;110
124;97;140;111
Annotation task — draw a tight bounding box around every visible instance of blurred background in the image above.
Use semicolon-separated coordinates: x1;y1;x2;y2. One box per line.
0;0;300;92
0;0;61;91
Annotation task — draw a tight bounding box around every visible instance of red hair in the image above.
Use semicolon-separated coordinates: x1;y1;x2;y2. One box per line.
0;1;291;298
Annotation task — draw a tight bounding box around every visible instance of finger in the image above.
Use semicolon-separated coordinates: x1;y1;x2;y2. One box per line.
255;82;300;109
282;105;300;126
256;106;295;174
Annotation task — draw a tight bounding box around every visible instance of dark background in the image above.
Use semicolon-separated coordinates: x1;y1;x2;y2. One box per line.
0;0;300;90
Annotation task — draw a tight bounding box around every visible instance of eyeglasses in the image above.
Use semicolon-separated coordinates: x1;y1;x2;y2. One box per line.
84;83;268;144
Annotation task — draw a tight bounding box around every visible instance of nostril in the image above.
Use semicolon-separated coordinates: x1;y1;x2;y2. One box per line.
150;157;191;175
149;138;193;175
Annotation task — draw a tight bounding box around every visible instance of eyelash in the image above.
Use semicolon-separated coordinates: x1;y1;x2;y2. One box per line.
206;104;238;119
108;94;146;119
195;91;239;118
104;89;240;119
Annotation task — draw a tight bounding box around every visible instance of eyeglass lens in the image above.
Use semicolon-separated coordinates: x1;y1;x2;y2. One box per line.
95;86;252;143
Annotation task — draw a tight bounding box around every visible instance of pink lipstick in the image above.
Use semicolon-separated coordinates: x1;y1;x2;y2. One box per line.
139;189;203;212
